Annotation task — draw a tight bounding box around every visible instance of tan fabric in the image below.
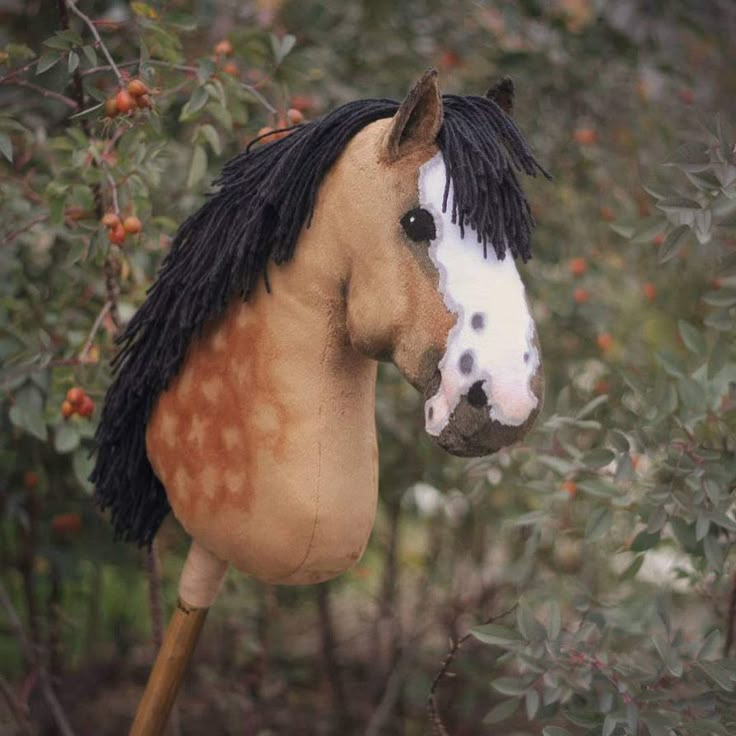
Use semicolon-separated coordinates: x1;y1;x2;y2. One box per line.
146;115;455;584
145;73;542;585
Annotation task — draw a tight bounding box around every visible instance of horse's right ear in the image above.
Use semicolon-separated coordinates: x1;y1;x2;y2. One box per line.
485;76;514;116
382;69;443;162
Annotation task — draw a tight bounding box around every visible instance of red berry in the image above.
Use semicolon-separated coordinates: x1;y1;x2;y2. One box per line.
66;387;84;406
115;89;136;114
78;395;95;418
122;216;142;234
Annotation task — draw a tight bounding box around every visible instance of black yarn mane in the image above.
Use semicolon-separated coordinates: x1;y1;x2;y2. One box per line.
91;93;548;546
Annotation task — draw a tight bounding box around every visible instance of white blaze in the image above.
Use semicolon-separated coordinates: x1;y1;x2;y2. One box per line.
421;153;539;436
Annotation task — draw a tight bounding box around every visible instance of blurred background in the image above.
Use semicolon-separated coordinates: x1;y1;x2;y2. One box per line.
1;1;736;734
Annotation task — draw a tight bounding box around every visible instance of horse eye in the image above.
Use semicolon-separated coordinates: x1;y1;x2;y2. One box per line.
400;207;436;242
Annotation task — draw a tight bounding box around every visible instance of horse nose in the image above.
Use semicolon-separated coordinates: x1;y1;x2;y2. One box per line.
489;382;538;427
467;380;488;408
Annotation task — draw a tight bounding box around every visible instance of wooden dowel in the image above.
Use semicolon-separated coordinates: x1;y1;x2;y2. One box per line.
130;541;228;735
129;599;208;736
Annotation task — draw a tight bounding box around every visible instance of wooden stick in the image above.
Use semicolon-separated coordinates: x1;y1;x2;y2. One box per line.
130;541;228;736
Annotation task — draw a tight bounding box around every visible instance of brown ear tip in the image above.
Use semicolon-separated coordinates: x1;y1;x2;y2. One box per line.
485;76;514;97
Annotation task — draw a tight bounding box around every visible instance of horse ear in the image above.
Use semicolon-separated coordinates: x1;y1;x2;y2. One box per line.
382;69;443;162
485;76;514;116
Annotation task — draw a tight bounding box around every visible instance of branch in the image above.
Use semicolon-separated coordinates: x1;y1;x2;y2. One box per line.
0;582;77;736
2;215;49;246
65;0;124;86
82;58;278;115
0;58;40;84
4;79;78;109
724;569;736;656
0;674;34;736
427;603;518;735
78;300;111;361
104;170;120;214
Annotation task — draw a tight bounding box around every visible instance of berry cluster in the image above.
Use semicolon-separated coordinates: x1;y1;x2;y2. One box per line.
101;212;142;245
256;108;305;142
61;387;94;420
105;79;153;118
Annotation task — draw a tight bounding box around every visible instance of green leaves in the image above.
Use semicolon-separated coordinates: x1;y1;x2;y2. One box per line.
677;320;706;355
0;132;12;163
186;144;208;189
8;384;47;441
658;224;689;262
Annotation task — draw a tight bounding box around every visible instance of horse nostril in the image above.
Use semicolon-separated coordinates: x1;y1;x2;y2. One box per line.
467;380;487;409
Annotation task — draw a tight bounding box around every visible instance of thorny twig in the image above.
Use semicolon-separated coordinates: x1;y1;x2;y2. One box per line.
5;79;79;109
65;0;124;86
1;215;49;246
82;58;278;115
0;58;40;85
79;300;111;361
0;582;77;736
0;674;34;735
105;170;120;215
427;603;518;736
724;569;736;656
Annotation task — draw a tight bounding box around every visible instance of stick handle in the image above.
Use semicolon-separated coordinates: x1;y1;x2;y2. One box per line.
130;541;227;736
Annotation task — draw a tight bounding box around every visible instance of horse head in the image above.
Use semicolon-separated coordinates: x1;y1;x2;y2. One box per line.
329;70;544;457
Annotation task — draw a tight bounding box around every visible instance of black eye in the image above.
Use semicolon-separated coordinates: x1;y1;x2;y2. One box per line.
400;207;436;242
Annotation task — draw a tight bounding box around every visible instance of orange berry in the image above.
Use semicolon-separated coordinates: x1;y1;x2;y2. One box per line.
222;61;239;77
562;480;577;498
569;257;587;277
51;513;82;537
104;97;119;117
66;387;85;406
438;49;460;70
78;395;95;419
108;223;126;245
597;333;614;351
290;94;315;112
573;128;598;145
23;471;38;490
122;216;142;234
214;39;233;57
257;126;274;139
61;400;75;419
574;287;589;304
136;94;152;109
115;89;136;114
101;212;119;229
593;379;610;396
599;206;615;221
711;277;723;290
287;107;304;124
642;282;657;301
127;79;148;97
652;232;665;247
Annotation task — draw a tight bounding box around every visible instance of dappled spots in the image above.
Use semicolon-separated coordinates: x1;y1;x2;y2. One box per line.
146;301;288;519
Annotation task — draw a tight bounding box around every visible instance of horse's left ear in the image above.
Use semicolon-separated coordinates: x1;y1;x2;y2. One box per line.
382;69;444;162
485;76;514;116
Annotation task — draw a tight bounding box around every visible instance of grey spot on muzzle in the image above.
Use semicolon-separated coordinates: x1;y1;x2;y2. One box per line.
471;312;485;331
459;351;474;375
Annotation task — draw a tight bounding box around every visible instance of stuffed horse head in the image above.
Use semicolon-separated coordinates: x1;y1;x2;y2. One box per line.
93;70;548;586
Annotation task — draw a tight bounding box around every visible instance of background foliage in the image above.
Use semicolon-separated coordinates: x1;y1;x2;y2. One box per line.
1;1;736;734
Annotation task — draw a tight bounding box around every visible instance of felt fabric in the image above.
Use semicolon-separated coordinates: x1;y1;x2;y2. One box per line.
144;75;545;584
92;72;548;549
420;152;541;435
146;115;455;584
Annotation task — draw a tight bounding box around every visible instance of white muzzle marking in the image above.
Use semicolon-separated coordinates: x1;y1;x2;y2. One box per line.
419;153;539;436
